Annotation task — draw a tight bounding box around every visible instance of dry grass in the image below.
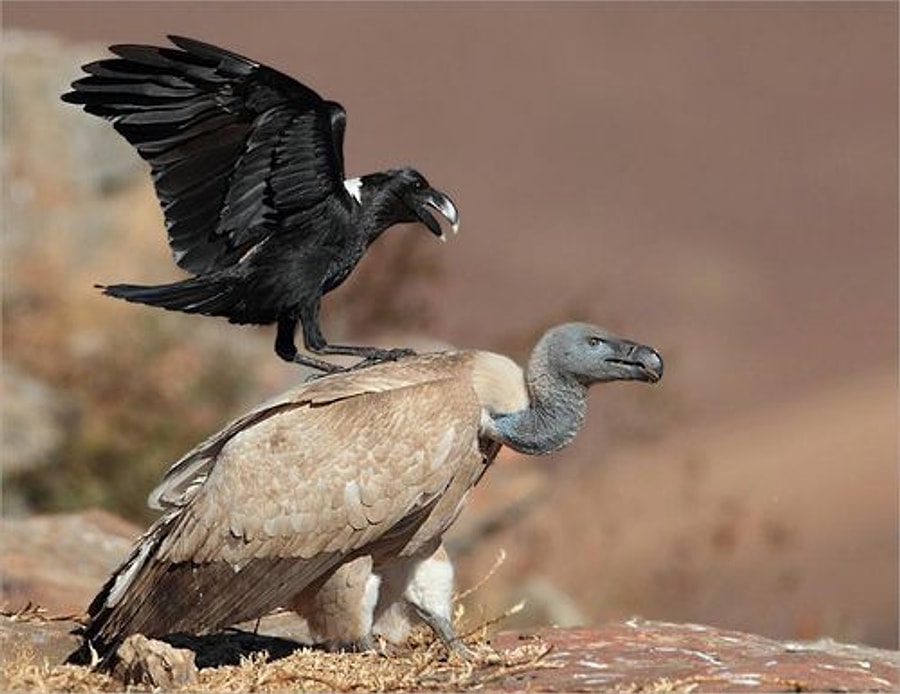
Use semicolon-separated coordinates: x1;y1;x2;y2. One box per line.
199;635;554;693
1;557;558;693
2;627;556;693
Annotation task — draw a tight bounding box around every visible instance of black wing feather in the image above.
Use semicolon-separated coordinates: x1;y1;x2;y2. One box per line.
63;35;351;275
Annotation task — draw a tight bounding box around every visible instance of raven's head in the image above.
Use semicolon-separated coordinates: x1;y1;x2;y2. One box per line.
354;167;459;241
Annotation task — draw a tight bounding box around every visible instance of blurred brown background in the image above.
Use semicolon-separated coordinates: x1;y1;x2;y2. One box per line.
3;2;897;649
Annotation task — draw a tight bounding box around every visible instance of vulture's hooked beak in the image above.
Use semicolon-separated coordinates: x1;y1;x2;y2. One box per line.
414;187;460;240
603;340;664;384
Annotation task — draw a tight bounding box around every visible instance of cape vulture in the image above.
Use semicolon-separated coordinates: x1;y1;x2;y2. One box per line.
71;322;663;663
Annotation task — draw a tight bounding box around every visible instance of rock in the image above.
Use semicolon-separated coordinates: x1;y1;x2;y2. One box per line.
1;367;72;478
112;633;198;688
2;31;141;206
2;615;897;691
0;610;81;669
4;510;897;692
0;510;140;615
491;619;900;692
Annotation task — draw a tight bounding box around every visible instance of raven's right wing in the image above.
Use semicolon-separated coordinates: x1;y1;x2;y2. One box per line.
63;35;352;275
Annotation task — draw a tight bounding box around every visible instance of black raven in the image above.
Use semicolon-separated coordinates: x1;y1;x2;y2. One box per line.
62;35;459;371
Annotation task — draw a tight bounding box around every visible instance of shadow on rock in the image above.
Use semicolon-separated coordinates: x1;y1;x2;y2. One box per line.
163;628;306;669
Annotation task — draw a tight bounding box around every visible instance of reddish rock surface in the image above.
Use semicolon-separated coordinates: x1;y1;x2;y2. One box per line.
492;621;900;692
2;613;897;692
3;512;896;691
1;510;140;616
0;611;80;669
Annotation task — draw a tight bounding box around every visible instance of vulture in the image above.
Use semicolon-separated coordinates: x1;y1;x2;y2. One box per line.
70;322;662;664
61;36;459;371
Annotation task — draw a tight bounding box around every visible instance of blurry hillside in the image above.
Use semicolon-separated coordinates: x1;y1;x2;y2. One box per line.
2;6;897;656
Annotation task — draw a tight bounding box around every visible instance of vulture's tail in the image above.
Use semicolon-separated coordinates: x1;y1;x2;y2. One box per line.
66;511;341;669
98;275;243;320
66;519;172;666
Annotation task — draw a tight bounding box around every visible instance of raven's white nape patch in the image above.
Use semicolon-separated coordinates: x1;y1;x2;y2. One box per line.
343;177;363;204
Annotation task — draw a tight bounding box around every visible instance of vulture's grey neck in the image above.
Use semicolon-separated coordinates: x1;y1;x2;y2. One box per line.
488;342;588;456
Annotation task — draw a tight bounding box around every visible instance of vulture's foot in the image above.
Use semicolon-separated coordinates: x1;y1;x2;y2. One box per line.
410;606;474;661
324;634;376;653
444;636;476;661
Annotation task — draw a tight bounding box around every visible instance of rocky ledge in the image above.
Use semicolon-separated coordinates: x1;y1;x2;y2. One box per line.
2;611;897;692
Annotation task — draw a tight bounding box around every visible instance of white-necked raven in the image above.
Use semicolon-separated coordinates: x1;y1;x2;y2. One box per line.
63;36;459;371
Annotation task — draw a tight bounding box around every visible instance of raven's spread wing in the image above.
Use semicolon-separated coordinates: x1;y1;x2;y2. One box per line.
62;35;351;274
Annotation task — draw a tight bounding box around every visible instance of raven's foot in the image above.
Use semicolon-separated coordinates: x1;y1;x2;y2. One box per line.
301;349;415;380
275;340;345;373
298;357;345;372
350;348;416;370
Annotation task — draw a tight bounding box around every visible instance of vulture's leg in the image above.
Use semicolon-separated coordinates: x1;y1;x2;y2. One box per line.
288;556;379;653
276;316;342;372
409;603;474;660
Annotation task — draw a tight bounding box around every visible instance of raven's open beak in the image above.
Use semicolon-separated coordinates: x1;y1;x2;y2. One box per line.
603;340;664;384
415;188;460;240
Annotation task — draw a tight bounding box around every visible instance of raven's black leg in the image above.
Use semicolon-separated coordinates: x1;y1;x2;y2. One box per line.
298;304;415;367
276;316;342;372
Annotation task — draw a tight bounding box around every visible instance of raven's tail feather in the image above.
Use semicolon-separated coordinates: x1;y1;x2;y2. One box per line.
98;276;242;319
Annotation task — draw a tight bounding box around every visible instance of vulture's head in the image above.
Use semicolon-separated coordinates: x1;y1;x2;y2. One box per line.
359;167;459;240
537;322;664;387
